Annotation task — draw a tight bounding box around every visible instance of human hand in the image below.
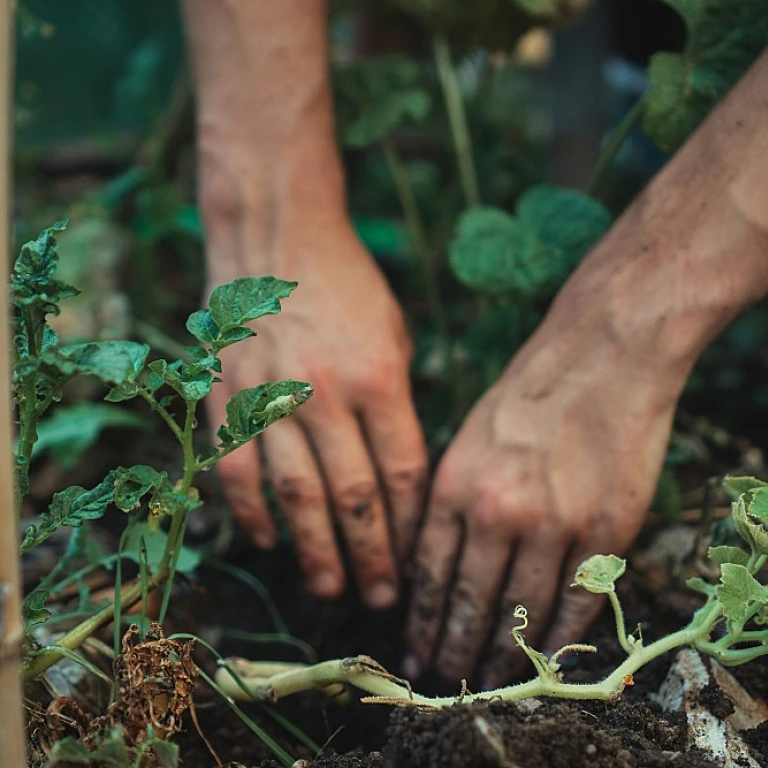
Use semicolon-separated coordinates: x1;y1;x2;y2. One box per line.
205;220;428;609
405;291;684;687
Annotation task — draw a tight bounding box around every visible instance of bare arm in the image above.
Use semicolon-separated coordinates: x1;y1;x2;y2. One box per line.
407;50;768;686
182;0;428;608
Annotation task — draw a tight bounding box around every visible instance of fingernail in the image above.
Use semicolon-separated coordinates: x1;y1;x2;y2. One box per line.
366;581;398;609
311;572;341;598
402;655;422;679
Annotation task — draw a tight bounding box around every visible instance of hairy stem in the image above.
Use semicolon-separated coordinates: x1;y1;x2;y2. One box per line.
433;36;480;208
586;95;646;198
137;388;184;443
608;591;634;655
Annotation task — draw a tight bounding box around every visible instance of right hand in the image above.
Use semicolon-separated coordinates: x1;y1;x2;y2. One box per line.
204;216;428;609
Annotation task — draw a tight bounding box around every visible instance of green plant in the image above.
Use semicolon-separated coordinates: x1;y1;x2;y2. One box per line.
217;475;768;708
11;221;312;761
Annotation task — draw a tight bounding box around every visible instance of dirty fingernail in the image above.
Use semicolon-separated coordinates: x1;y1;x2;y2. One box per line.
402;655;422;680
311;572;341;598
366;581;397;609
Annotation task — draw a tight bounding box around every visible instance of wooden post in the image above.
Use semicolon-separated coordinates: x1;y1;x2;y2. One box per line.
0;0;27;764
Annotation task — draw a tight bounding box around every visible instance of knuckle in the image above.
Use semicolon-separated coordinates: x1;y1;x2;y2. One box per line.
356;355;407;399
383;463;428;496
275;475;325;509
333;479;379;519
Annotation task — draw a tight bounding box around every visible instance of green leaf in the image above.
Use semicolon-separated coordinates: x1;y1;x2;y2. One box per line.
50;727;131;767
217;381;313;446
123;521;201;575
334;55;431;147
186;309;219;344
23;588;52;628
21;474;116;552
113;465;172;512
643;0;768;152
143;733;180;768
31;403;149;469
148;359;214;402
747;487;768;523
724;475;768;499
42;341;149;385
208;277;297;334
732;490;768;555
715;562;768;627
686;576;716;596
572;554;626;594
708;545;750;567
448;186;611;302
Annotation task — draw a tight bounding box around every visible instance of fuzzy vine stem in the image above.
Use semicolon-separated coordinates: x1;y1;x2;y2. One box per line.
433;36;480;208
608;590;635;655
586;94;646;198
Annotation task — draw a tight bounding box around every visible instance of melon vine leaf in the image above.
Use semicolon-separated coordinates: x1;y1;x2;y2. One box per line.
723;475;768;498
334;55;431;148
686;576;716;596
643;0;768;153
715;563;768;628
708;545;750;567
449;186;611;302
21;474;117;552
217;381;313;447
572;554;626;594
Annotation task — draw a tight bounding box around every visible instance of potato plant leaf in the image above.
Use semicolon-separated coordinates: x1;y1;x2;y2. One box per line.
449;186;610;302
21;473;116;552
22;588;52;628
643;0;768;153
572;554;626;594
715;562;768;627
50;727;133;767
112;465;172;512
334;55;431;147
708;545;750;567
217;381;313;446
208;277;297;334
41;341;149;386
148;359;214;402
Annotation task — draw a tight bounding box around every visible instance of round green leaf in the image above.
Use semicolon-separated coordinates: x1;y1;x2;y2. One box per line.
572;554;626;594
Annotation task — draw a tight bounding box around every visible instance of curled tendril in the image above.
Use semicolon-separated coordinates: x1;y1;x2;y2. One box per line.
512;605;528;633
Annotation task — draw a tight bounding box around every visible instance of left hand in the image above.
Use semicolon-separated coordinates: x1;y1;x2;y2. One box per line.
405;292;683;688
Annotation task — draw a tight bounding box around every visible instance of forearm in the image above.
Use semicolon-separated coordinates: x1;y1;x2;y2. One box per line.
553;50;768;388
181;0;348;276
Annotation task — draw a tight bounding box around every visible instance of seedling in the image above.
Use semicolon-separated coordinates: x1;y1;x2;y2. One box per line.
218;475;768;709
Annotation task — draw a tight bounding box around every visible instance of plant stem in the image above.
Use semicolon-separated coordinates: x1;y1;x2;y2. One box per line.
382;136;449;342
137;388;184;443
586;95;646;198
608;591;634;655
433;36;480;208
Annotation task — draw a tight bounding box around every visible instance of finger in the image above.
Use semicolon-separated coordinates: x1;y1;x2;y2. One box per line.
481;536;569;689
307;410;399;608
362;389;428;562
541;544;607;655
206;381;277;548
405;502;462;669
434;524;511;681
260;418;345;599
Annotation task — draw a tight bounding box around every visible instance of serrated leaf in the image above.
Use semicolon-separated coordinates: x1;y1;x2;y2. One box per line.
50;727;132;767
643;0;768;153
42;341;149;385
724;475;768;498
31;403;149;469
715;562;768;627
708;545;750;567
23;588;52;628
687;576;716;595
208;277;297;334
123;521;201;575
747;487;768;523
334;55;431;147
449;186;611;302
217;381;313;446
21;474;116;552
113;465;172;512
573;554;626;594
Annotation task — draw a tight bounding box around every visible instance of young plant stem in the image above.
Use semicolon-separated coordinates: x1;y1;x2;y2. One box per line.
381;136;449;343
0;0;27;760
433;36;480;208
586;95;646;198
608;590;634;654
137;387;184;443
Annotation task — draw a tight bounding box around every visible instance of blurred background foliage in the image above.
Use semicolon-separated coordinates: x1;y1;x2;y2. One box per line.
11;0;768;518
